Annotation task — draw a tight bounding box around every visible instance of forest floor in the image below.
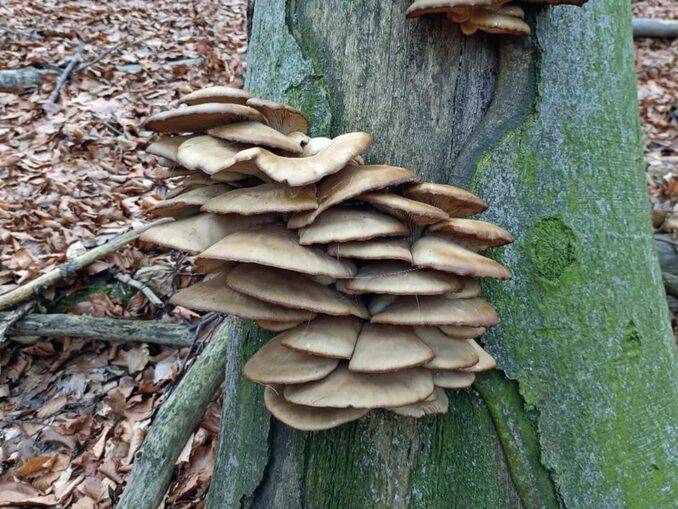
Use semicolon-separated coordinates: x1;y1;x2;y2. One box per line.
0;0;676;507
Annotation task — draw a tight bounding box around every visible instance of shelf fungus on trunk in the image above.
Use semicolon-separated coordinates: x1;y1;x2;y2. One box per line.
138;85;513;431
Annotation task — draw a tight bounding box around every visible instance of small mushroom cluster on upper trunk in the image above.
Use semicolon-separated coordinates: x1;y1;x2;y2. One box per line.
406;0;587;36
139;86;513;431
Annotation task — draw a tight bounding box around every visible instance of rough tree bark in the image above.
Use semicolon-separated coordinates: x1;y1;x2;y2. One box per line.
207;1;678;508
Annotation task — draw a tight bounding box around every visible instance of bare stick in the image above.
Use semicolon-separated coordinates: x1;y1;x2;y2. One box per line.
633;18;678;38
45;41;84;105
0;218;173;311
114;273;164;307
75;40;128;74
0;302;34;345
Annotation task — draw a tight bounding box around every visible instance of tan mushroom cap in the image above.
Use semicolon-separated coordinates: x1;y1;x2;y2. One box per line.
264;386;369;431
470;10;531;35
142;103;265;133
450;278;482;298
411;236;512;280
151;184;231;218
140;212;275;253
459;340;497;372
246;97;309;134
389;387;449;417
257;319;305;332
327;238;413;263
201;183;317;216
207;121;304;154
165;174;215;198
226;264;369;318
284;364;435;409
359;192;449;226
368;294;397;315
244;335;339;385
231;132;373;187
439;325;487;339
196;224;357;279
146;135;195;161
403;182;487;217
348;324;434;373
371;295;498;327
288;165;419;228
406;0;492;17
176;136;256;176
180;86;254;106
298;208;409;246
432;370;476;389
413;327;479;370
280;316;362;359
427;219;513;250
497;3;525;19
170;272;315;322
460;21;479;35
342;261;464;295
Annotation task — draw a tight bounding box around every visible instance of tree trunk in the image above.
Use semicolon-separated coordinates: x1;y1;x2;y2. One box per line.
207;1;678;508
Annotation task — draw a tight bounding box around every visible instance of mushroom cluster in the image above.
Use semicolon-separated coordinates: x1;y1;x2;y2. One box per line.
139;86;513;431
406;0;587;36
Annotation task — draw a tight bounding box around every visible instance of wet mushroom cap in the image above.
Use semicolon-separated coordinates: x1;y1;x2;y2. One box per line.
179;86;254;106
342;261;465;295
389;387;449;417
202;183;317;216
432;370;476;389
298;208;410;245
142;103;265;133
413;327;480;369
403;182;487;216
279;316;363;359
327;238;413;263
246;97;309;134
371;295;499;327
448;278;482;298
207;121;304;154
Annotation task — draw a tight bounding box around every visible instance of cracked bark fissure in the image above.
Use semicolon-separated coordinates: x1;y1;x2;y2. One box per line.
206;1;678;508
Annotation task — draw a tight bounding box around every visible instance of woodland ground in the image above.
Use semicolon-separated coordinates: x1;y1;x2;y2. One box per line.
0;0;675;507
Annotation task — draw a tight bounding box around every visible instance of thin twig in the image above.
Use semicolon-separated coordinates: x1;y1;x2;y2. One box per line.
0;301;34;345
114;273;164;307
75;40;128;73
45;41;84;105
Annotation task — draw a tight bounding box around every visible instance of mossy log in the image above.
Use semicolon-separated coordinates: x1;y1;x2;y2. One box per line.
207;1;678;508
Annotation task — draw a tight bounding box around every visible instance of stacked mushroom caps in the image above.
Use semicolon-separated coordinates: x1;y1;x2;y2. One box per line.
139;85;513;431
405;0;587;36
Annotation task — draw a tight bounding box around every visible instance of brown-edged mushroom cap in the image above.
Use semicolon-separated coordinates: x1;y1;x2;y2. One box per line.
279;316;362;359
287;165;419;228
176;136;257;176
460;21;479;35
146;135;195;161
327;239;413;263
207;121;304;154
196;224;357;279
257;320;305;332
245;97;309;134
411;236;512;279
284;364;434;409
427;219;513;250
470;10;530;35
449;278;482;298
371;295;498;327
403;182;487;216
170;272;315;322
432;370;476;389
244;335;339;385
180;86;254;106
142;104;265;133
439;325;487;339
357;192;449;226
151;184;231;218
264;386;369;431
201;182;317;216
342;261;464;295
458;340;497;372
389;387;449;417
226;264;369;318
140;212;275;253
413;327;479;369
348;324;434;373
298;208;409;246
231;132;373;187
405;0;492;17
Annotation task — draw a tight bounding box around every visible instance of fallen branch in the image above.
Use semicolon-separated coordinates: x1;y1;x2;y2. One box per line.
114;273;164;307
117;317;233;509
75;40;128;73
0;218;173;312
633;18;678;38
0;302;34;345
45;41;84;105
663;272;678;298
0;313;190;347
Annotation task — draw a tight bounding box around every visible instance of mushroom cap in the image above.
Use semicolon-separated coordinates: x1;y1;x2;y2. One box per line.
439;325;487;339
196;224;357;279
140;212;275;253
288;165;419;228
298;208;409;246
246;97;309;134
257;319;305;332
302;136;332;156
279;316;362;359
170;272;315;322
327;238;413;263
226;264;369;318
403;182;487;216
357;192;449;226
165;175;215;198
243;335;339;385
232;132;373;187
343;261;465;295
427;219;513;249
348;324;434;373
142;104;265;133
470;10;531;35
176;136;256;176
201;182;317;216
207;121;304;154
146;135;195;161
151;184;231;218
460;21;479;35
432;370;476;389
411;236;512;279
264;386;369;431
389;387;449;417
180;86;254;106
497;3;525;19
284;364;435;409
449;278;482;298
371;295;498;327
458;340;497;372
368;294;398;315
406;0;492;18
413;327;480;369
